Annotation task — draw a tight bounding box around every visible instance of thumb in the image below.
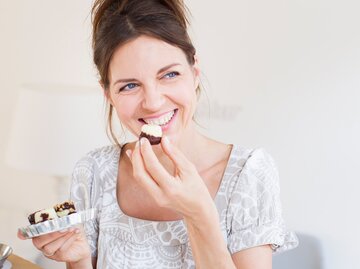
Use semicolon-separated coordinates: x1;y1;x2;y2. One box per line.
17;229;27;240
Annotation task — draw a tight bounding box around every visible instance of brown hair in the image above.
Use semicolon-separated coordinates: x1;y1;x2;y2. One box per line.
91;0;198;146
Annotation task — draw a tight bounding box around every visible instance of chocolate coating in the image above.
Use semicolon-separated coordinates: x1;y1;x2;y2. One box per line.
28;200;77;225
28;212;37;225
39;213;51;222
140;132;162;145
54;201;76;217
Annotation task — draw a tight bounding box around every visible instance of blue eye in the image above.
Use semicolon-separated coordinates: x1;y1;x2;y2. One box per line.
163;71;179;79
119;83;138;92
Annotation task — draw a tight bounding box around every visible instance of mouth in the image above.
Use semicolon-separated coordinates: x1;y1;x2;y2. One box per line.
139;109;178;127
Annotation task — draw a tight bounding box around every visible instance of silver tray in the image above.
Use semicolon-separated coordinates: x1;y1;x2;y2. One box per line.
18;208;96;239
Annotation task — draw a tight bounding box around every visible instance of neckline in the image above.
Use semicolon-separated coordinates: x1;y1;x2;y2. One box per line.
113;143;237;224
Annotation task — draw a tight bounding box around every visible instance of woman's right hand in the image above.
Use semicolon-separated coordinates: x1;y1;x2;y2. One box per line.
17;226;91;264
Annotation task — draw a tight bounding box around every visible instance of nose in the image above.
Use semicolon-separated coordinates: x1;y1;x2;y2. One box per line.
141;84;165;111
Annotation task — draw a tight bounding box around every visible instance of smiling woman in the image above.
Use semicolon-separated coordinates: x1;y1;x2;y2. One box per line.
18;0;298;268
107;35;199;144
91;0;199;147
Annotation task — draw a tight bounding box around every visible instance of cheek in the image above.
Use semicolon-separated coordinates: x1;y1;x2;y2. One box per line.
112;98;136;122
113;102;139;135
172;80;197;103
182;84;198;108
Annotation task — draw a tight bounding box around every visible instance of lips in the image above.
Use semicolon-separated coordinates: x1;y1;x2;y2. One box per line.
139;109;177;126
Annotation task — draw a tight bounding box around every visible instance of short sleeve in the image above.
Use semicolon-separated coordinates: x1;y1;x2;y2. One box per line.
70;155;101;257
227;148;298;254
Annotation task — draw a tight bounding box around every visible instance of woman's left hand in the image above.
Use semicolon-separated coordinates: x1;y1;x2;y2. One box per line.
127;136;215;220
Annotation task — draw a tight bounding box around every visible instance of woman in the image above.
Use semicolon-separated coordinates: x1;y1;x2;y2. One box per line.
20;0;298;268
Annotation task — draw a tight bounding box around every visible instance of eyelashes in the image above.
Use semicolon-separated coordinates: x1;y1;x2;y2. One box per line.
163;71;179;79
119;82;138;92
118;71;180;93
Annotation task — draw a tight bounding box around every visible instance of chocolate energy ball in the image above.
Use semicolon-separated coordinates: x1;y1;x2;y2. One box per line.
139;124;162;145
27;200;77;225
54;200;77;217
28;210;40;225
28;208;58;225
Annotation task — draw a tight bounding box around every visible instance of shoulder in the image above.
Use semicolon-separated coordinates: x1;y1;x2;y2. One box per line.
244;147;279;188
71;144;120;182
84;144;120;164
73;144;120;169
247;147;278;176
229;146;281;210
232;145;276;165
232;145;279;183
70;145;120;207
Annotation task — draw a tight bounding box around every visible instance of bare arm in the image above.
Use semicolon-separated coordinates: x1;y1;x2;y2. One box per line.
67;257;96;269
185;207;272;269
232;245;272;268
184;206;236;269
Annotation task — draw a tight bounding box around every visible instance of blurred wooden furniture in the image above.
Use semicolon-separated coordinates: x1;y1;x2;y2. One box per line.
7;254;42;269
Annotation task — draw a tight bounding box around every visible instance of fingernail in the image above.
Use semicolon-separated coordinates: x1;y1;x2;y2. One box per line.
135;140;139;148
126;149;132;159
75;228;80;234
59;228;69;233
68;227;75;232
140;137;148;147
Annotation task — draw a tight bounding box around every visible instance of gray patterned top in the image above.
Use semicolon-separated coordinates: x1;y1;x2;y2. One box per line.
70;144;298;269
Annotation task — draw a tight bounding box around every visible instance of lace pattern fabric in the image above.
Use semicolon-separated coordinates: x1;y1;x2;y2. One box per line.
70;144;298;268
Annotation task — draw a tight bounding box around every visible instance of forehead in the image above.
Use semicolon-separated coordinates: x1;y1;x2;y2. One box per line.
109;35;188;77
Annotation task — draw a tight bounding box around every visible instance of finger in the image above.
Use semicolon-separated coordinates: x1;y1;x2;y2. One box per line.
58;228;83;253
139;137;174;187
125;149;132;159
161;136;195;176
131;140;162;196
32;228;75;250
41;230;76;257
17;229;26;240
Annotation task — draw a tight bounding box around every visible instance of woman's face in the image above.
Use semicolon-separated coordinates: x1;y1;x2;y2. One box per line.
106;35;200;144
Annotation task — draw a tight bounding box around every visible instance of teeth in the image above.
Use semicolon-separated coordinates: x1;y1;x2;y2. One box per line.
144;110;175;126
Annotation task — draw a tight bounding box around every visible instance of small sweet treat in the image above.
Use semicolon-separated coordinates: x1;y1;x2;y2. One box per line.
54;200;76;217
139;124;162;145
28;208;58;225
28;210;40;225
28;200;77;225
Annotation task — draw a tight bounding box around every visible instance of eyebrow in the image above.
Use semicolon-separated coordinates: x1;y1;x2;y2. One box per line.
112;63;181;86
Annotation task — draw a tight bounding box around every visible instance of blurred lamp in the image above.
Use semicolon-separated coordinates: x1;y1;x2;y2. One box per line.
5;84;109;200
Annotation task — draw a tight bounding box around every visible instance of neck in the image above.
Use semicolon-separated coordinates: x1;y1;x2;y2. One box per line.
159;124;221;173
176;128;210;164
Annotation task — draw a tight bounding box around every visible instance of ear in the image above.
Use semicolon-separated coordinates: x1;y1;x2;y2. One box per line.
192;55;201;88
100;80;114;106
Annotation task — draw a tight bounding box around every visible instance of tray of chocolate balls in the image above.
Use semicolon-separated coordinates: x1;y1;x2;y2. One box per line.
18;201;96;239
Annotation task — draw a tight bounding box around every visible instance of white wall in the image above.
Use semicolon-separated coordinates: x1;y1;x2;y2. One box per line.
1;1;359;268
0;1;96;268
189;1;360;268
